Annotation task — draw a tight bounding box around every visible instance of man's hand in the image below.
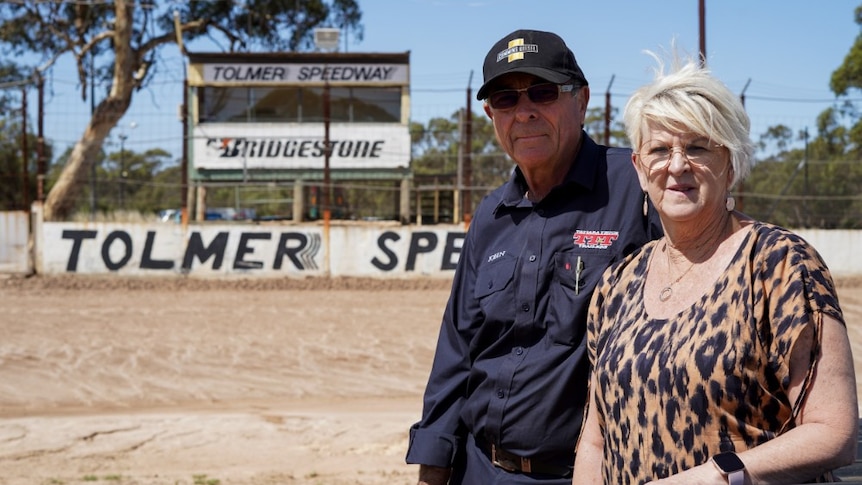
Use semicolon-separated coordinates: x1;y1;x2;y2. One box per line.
418;464;451;485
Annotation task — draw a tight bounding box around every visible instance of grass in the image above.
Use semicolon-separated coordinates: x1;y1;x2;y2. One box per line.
192;475;221;485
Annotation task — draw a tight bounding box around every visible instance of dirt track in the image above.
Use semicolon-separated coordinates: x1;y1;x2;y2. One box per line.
0;274;860;485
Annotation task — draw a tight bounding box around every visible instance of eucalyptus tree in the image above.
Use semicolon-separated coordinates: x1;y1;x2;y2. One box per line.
0;0;362;220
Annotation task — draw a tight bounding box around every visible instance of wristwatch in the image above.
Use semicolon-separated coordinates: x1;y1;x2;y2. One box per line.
711;451;745;485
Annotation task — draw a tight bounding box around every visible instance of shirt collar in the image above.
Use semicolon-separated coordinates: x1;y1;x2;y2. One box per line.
496;132;602;210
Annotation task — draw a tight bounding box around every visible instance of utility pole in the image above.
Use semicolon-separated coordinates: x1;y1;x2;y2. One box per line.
36;72;45;202
604;75;615;146
89;51;97;218
463;71;473;223
181;76;189;224
698;0;707;66
803;127;809;226
117;121;136;210
322;82;332;274
119;133;128;209
21;85;29;210
739;78;751;108
737;78;751;212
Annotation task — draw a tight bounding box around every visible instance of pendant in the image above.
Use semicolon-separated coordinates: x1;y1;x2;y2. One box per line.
659;286;673;302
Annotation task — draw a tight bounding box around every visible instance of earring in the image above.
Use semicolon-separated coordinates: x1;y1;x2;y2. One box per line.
726;195;736;212
643;193;649;217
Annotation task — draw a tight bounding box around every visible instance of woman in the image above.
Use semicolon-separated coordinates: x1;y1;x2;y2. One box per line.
572;53;858;484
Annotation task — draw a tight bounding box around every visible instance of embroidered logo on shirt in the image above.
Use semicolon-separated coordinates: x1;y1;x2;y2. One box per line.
572;230;619;249
487;250;506;263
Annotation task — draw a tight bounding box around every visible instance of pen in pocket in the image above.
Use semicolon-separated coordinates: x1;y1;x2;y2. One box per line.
575;256;584;294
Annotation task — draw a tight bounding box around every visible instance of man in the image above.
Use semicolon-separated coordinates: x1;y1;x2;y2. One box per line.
405;29;662;484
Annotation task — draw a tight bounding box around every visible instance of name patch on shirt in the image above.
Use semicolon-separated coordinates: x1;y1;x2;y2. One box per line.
572;230;619;249
487;250;506;263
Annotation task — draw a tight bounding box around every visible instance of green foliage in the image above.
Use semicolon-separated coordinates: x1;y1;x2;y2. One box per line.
0;61;53;211
8;0;862;226
743;119;862;229
0;127;52;211
47;145;173;217
0;1;363;94
0;0;363;220
192;474;220;485
736;4;862;229
584;106;628;146
410;108;510;216
830;5;862;95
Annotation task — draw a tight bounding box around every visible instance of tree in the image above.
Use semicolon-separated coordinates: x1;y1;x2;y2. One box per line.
409;109;509;220
737;4;862;229
830;5;862;97
584;105;628;147
0;61;51;211
107;147;174;214
0;0;362;220
409;104;632;219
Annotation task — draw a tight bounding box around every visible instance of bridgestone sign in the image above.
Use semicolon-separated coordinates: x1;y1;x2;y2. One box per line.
192;124;410;170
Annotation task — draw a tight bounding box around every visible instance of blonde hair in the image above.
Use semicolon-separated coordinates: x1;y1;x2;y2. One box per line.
623;49;754;188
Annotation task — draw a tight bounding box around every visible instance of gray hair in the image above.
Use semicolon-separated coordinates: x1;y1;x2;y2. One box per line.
623;50;754;188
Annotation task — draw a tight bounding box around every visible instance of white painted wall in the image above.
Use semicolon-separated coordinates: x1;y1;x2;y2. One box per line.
30;204;466;279
795;229;861;278
5;206;862;279
0;210;30;274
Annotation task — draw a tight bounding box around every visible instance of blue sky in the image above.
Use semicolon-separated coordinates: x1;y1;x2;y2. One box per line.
40;0;861;161
363;0;859;139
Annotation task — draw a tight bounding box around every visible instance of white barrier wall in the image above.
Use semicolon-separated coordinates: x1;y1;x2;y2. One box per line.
37;222;465;278
795;229;861;278
0;210;30;274
32;206;465;278
13;205;862;278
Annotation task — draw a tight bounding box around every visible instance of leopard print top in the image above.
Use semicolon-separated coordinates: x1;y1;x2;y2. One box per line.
586;221;843;484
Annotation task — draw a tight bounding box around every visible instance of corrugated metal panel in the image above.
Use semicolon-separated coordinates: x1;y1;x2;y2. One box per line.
0;211;30;274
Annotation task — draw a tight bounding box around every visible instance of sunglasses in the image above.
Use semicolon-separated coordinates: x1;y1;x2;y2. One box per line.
487;83;575;110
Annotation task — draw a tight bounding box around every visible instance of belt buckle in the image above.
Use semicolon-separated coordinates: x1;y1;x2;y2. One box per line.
491;444;531;473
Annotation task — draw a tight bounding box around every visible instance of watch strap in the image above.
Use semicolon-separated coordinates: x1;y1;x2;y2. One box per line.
728;469;744;485
712;452;746;485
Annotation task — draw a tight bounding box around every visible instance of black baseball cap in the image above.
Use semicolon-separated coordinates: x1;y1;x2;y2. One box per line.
476;29;588;101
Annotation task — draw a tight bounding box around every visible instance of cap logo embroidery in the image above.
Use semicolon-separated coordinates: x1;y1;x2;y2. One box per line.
573;230;619;249
496;38;539;63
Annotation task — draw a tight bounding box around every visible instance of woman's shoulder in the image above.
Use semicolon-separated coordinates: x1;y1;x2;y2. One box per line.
745;219;821;259
742;218;837;293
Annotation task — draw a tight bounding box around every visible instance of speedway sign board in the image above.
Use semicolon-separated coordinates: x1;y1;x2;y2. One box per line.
200;62;409;85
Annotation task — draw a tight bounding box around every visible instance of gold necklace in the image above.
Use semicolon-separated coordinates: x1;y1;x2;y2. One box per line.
658;240;697;302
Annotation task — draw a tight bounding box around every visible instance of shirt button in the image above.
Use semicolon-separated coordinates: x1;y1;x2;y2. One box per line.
521;304;530;312
487;281;493;289
514;347;524;355
496;389;505;399
529;255;537;262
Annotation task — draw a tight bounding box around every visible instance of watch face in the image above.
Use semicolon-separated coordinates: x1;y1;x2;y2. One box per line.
713;452;745;473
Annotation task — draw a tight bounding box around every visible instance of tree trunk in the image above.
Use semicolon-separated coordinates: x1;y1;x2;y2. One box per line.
43;96;133;221
43;0;137;221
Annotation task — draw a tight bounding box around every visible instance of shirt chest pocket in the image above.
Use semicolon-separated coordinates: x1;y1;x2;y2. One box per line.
548;251;613;346
473;255;517;325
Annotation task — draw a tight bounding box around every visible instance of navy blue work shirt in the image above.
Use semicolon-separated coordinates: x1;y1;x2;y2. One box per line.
406;133;662;473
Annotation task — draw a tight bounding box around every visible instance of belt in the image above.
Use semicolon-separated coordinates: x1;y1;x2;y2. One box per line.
479;439;574;478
